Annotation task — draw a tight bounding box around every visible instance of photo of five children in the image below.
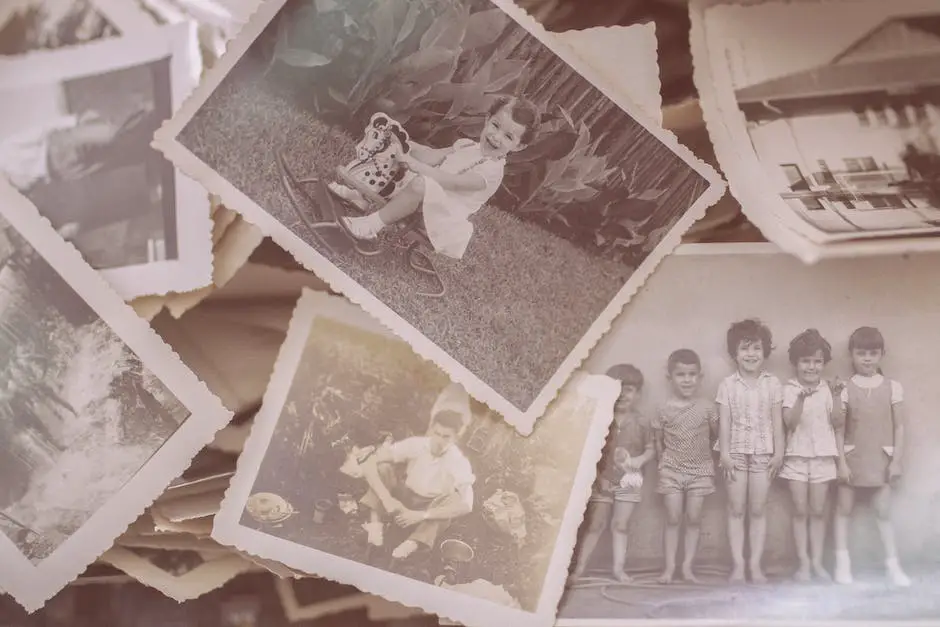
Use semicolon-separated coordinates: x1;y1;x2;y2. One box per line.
572;319;910;588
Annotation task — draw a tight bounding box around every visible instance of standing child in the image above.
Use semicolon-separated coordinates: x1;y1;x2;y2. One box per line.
779;329;845;582
342;96;541;260
571;364;655;582
716;319;784;583
833;326;911;587
653;349;718;584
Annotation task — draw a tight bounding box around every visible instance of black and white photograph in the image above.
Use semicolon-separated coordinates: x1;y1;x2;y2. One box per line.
0;180;232;612
694;0;940;261
0;22;214;300
211;290;619;627
155;0;724;432
101;546;255;602
0;0;155;56
555;243;940;624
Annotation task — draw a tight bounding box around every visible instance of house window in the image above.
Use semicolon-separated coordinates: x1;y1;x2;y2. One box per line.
801;197;824;211
853;107;870;127
844;157;878;172
781;164;809;190
815;160;836;185
894;106;912;128
914;104;930;123
874;108;890;126
868;197;891;209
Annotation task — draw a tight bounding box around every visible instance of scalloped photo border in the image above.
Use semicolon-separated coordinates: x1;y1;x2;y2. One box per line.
211;289;620;627
0;21;214;299
0;179;232;612
153;0;726;434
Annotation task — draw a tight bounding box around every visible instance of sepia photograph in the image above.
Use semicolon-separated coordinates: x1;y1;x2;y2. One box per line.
211;290;619;627
0;180;232;612
0;0;155;56
101;546;255;602
155;0;724;432
0;22;213;300
694;0;940;261
555;243;940;624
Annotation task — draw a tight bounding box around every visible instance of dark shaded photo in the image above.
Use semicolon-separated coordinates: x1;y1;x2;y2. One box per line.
0;0;117;56
0;213;189;563
169;0;719;417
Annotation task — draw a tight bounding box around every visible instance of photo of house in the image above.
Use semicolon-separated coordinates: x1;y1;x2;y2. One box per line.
736;13;940;235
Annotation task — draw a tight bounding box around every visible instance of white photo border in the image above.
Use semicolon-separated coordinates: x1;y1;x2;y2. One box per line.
690;0;940;263
0;22;213;299
100;546;254;602
154;0;726;434
211;289;620;627
0;179;232;612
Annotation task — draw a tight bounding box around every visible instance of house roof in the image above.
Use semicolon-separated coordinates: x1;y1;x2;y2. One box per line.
736;15;940;104
736;52;940;103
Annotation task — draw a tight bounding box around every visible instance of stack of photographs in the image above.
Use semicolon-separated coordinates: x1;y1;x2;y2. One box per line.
3;1;940;627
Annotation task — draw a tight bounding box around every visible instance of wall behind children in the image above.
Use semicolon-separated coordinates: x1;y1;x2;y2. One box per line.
585;245;940;573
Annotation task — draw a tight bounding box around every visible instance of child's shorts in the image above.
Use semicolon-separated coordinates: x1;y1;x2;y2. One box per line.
779;456;836;484
590;473;643;504
730;453;773;474
656;467;715;496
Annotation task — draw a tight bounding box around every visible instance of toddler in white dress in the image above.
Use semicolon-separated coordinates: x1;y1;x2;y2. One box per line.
342;96;540;260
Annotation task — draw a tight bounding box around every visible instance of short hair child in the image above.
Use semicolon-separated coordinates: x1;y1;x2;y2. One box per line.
780;329;843;582
716;318;784;583
833;326;910;587
654;349;717;584
571;364;654;582
487;96;541;145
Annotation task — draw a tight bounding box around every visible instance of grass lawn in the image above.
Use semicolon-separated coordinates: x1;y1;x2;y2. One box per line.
179;65;633;410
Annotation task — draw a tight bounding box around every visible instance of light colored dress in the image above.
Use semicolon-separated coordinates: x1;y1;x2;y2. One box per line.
421;138;505;260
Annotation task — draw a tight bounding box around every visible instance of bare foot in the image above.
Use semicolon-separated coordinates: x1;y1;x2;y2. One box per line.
681;567;700;584
794;564;812;582
614;570;633;583
750;565;768;584
657;569;674;585
569;567;586;581
812;563;832;582
729;564;746;583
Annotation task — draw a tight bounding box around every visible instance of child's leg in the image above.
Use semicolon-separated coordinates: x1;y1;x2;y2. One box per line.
342;176;424;239
833;485;855;584
788;479;811;581
571;501;611;578
808;481;831;580
610;500;637;581
873;485;911;586
659;493;684;583
681;493;706;582
725;459;748;582
746;467;772;583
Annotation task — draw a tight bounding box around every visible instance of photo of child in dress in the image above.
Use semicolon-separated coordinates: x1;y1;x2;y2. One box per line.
341;96;541;260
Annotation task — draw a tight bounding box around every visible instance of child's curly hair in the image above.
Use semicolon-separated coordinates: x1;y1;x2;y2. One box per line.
488;96;541;145
787;328;832;365
726;319;773;358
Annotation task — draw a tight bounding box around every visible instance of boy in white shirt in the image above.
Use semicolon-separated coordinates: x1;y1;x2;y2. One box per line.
360;409;475;560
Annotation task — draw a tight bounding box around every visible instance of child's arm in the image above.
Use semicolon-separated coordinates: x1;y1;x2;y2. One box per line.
360;451;402;513
769;399;785;475
889;400;907;482
406;141;453;167
834;404;851;483
783;389;808;431
718;403;734;480
653;427;664;462
400;153;487;193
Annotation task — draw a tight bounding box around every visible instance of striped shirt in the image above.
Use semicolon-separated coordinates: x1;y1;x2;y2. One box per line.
715;371;782;455
653;398;717;476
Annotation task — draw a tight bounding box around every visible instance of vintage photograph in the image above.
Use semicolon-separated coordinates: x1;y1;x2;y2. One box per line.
101;546;255;602
0;22;213;300
211;290;619;627
694;0;940;260
555;243;940;624
0;180;232;612
0;0;155;56
156;0;724;432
